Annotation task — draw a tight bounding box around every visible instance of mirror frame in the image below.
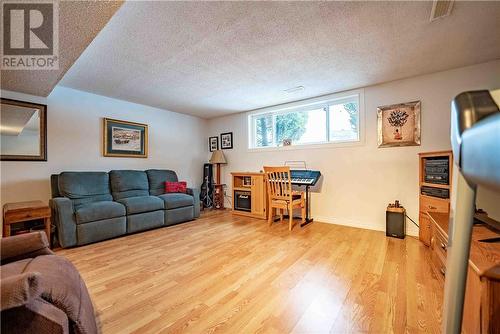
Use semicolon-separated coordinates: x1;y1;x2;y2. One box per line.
1;98;47;161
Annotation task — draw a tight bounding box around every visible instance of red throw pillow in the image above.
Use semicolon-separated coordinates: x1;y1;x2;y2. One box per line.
165;181;187;193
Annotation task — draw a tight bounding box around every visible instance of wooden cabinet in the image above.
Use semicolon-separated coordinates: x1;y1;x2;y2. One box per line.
250;175;266;217
420;195;450;214
427;212;500;333
418;151;452;244
231;172;268;220
429;215;447;279
419;213;432;246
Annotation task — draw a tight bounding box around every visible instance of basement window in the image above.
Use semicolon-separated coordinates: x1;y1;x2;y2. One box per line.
248;92;362;149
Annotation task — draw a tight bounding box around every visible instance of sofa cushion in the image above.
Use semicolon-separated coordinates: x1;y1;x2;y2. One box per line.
157;193;194;210
58;172;112;208
117;196;164;215
146;169;178;196
75;201;126;224
110;170;150;200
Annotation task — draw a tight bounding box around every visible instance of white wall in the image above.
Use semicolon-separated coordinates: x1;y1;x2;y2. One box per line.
2;61;499;235
0;86;207;219
207;60;500;236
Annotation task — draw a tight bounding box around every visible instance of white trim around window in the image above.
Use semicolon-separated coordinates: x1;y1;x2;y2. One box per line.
247;88;365;152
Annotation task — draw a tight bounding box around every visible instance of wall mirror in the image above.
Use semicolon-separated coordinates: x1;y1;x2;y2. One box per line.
1;98;47;161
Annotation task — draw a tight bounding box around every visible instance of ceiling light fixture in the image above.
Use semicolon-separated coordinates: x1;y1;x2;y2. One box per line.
284;86;304;93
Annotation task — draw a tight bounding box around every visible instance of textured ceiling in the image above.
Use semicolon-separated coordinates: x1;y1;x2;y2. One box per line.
60;1;500;119
1;1;123;96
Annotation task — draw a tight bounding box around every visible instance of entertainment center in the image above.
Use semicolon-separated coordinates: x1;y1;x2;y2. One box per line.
418;150;453;246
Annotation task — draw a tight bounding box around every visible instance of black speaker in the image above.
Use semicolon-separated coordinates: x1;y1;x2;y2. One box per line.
200;163;214;208
386;207;406;239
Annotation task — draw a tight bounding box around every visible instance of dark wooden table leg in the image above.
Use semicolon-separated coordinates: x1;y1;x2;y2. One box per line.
44;217;51;247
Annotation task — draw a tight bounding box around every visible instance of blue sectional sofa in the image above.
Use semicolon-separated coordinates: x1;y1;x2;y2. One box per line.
49;169;200;248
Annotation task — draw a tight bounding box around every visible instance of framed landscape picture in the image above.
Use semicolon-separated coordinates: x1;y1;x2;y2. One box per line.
209;136;218;152
377;101;421;148
220;132;233;149
103;118;148;157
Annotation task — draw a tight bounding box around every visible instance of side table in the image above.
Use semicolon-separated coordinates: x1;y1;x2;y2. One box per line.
3;201;51;245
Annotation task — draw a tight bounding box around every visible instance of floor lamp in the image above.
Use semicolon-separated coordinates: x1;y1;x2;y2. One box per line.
209;150;227;184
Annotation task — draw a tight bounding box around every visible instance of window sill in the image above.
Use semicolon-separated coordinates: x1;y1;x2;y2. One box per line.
247;139;364;153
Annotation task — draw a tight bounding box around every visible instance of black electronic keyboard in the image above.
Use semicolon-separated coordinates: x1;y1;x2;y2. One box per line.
290;170;321;186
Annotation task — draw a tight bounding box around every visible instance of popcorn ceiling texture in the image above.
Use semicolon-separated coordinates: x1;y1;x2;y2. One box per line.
1;1;124;96
59;1;500;118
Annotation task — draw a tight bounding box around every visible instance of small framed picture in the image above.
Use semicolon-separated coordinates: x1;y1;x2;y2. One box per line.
209;136;219;152
220;132;233;149
377;101;421;148
103;118;148;158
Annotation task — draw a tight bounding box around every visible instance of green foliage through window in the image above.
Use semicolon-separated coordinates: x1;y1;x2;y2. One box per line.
251;95;360;148
275;112;309;144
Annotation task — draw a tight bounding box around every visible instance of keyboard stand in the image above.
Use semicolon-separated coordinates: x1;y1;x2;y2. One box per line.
300;184;313;227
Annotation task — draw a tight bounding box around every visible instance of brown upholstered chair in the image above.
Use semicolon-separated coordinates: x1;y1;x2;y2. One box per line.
263;166;306;231
0;232;97;334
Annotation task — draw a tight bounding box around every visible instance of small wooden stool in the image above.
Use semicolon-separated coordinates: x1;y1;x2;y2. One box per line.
3;201;51;244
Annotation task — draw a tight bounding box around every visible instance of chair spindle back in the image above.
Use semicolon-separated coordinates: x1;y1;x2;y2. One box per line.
263;166;293;201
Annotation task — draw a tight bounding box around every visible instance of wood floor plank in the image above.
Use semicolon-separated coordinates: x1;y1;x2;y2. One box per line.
57;210;444;334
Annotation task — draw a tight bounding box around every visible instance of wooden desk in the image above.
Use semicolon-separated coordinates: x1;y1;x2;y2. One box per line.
427;212;500;333
3;201;51;242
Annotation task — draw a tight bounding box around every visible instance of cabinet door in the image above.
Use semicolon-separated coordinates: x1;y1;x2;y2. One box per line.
419;213;431;246
251;175;265;217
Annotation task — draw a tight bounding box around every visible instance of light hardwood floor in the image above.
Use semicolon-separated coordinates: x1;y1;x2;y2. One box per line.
57;210;444;334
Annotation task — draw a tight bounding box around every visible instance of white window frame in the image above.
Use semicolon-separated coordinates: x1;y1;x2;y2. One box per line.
247;88;365;152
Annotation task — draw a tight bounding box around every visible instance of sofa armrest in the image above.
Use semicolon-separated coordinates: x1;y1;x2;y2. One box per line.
1;272;41;311
186;187;200;218
49;197;77;248
1;298;69;334
0;232;53;265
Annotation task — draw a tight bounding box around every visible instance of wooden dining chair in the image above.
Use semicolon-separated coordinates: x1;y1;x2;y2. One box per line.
263;166;305;231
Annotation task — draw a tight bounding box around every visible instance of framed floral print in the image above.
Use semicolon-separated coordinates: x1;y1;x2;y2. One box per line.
377;101;421;148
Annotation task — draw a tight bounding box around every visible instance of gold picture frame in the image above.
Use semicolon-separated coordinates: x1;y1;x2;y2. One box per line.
377;101;421;148
103;118;148;158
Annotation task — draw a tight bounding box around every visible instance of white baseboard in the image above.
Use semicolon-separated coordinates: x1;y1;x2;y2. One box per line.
313;215;419;237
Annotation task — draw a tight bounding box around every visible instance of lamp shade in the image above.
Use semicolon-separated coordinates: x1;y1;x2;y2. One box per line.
209;150;227;164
